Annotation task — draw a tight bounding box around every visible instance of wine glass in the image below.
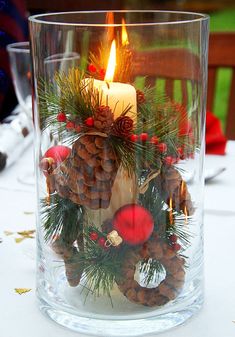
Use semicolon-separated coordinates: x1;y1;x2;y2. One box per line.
7;41;34;185
41;51;80;152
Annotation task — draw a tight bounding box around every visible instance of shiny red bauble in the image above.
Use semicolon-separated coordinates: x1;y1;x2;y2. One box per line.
44;145;71;165
113;204;154;245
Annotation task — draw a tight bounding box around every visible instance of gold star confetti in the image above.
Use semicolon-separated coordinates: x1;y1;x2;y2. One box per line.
15;229;36;243
15;237;26;243
17;230;36;236
15;288;32;295
4;229;36;243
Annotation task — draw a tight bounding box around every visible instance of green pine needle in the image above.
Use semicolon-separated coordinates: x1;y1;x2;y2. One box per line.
41;194;84;244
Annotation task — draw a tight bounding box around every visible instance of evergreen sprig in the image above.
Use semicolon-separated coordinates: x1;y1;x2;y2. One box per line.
139;179;191;249
41;194;84;244
69;225;130;299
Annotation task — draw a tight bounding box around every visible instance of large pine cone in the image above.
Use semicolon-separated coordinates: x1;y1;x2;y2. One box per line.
52;135;118;210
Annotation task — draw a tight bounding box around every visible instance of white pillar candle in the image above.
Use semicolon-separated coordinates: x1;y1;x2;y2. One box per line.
85;39;138;228
93;79;137;120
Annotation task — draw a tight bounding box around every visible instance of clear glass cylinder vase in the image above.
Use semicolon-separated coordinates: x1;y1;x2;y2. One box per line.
29;10;209;336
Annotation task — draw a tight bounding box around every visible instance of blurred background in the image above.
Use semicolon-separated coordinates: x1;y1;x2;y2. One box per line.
1;0;235;129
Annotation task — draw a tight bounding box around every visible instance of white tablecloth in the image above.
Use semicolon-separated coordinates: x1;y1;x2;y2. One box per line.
0;142;235;337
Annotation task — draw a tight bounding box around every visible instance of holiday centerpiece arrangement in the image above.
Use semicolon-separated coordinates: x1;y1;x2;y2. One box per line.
38;32;195;308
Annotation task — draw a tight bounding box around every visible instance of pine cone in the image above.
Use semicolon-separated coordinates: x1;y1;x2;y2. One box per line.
136;90;146;104
52;135;118;210
112;116;134;137
93;105;114;132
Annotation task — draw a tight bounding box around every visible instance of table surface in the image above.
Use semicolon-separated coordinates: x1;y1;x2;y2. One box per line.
0;142;235;337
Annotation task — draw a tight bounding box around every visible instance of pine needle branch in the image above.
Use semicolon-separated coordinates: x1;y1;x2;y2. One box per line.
40;194;84;244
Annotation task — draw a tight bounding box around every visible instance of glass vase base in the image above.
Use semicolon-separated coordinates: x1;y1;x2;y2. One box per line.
37;290;203;336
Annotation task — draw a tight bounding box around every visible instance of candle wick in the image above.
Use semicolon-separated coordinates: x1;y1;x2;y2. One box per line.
105;81;110;89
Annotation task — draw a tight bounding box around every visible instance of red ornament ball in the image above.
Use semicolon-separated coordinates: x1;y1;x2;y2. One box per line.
113;204;154;245
85;117;94;127
57;112;66;122
89;231;99;241
44;145;71;165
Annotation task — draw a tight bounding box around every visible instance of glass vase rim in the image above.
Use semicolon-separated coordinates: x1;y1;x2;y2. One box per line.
28;10;209;27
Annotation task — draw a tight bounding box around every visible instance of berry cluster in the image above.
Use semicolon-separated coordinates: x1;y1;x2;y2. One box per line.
129;132;183;166
169;234;181;252
88;63;106;80
57;111;96;132
89;231;107;249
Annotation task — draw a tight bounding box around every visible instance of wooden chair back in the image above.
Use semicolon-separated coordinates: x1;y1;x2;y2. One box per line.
132;32;235;139
208;32;235;139
132;48;200;111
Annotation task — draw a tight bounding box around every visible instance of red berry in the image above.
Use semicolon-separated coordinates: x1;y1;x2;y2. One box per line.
89;231;99;241
172;243;181;252
129;134;139;142
57;112;66;122
75;125;82;133
177;147;183;156
88;64;96;73
169;234;178;243
150;136;159;145
98;237;106;247
66;121;75;129
164;156;175;165
99;68;106;79
85;117;94;127
140;133;148;142
157;143;167;153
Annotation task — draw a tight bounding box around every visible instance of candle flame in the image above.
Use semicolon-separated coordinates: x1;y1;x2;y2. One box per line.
122;18;129;46
105;40;116;82
169;197;173;225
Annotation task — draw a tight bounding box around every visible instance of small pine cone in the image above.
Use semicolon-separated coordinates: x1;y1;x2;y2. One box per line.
112;116;134;137
93;105;114;132
136;89;146;104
